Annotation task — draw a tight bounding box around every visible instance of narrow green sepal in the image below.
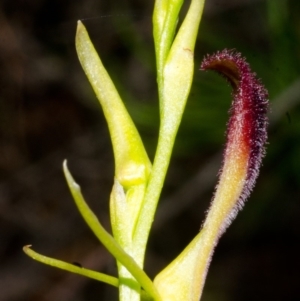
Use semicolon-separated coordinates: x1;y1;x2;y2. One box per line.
63;160;161;301
23;245;154;301
23;245;119;287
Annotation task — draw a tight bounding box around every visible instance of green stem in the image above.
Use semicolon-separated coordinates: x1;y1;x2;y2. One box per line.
133;124;176;258
133;0;205;262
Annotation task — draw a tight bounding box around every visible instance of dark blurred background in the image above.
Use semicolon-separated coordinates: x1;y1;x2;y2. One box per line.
0;0;299;300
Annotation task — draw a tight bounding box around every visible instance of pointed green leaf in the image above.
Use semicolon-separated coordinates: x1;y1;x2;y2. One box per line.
76;21;151;190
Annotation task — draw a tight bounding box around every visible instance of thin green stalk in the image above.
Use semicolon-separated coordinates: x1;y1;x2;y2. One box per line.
23;245;119;287
133;124;176;256
23;246;153;301
133;0;205;263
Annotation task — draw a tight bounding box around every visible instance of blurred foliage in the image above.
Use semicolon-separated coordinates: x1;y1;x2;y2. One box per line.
0;0;299;301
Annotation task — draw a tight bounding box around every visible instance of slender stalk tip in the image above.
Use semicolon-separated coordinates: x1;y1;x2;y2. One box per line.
23;245;32;251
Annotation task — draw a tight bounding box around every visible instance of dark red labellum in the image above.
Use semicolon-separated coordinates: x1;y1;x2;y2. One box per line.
200;49;268;221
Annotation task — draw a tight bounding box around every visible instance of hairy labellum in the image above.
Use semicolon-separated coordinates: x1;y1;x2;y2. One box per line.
152;51;268;301
201;49;268;232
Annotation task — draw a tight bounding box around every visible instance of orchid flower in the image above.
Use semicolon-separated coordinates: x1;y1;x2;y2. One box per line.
24;1;268;300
